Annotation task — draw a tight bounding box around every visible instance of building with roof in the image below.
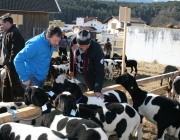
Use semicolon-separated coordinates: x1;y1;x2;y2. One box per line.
0;0;61;40
72;17;103;33
103;16;146;34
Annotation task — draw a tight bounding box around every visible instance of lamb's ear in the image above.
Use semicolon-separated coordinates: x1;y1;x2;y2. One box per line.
25;86;32;95
129;74;138;89
24;86;32;105
54;94;61;108
24;94;31;105
47;91;56;102
31;93;42;106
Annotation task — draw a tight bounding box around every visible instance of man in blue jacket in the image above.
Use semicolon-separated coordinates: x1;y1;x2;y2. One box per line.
14;26;62;90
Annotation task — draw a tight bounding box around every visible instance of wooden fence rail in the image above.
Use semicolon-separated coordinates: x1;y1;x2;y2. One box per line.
85;70;180;95
0;70;179;124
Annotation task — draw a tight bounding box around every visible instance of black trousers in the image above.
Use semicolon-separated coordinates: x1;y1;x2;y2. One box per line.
1;64;24;102
59;47;67;56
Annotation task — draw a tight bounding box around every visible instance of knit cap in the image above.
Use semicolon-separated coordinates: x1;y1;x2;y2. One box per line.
76;30;91;45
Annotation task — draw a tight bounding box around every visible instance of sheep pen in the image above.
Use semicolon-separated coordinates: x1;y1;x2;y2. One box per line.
51;51;180;140
49;51;180;140
1;50;180;140
107;61;180;140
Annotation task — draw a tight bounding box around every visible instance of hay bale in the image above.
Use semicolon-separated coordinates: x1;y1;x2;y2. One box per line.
174;25;180;29
165;24;174;28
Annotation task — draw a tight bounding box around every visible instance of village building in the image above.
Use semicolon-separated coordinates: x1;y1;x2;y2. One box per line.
0;0;61;41
72;17;104;34
103;16;146;34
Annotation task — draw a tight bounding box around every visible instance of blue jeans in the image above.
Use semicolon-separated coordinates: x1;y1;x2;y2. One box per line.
106;50;111;57
21;75;45;91
74;70;88;92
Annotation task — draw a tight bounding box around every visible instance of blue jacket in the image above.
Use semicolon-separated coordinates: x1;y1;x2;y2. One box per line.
14;31;54;82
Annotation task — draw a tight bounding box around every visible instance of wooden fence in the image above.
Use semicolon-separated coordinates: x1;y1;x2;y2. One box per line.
0;71;179;124
33;27;46;37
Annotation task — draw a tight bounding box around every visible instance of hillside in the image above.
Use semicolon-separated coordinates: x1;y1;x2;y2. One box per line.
50;0;180;27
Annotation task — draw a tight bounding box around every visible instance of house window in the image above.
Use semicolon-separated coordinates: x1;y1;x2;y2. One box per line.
91;24;93;26
94;24;96;26
121;22;131;28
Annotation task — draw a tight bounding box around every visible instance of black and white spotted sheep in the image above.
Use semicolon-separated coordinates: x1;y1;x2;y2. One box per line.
170;76;180;100
0;122;68;140
0;102;28;114
60;79;128;104
23;86;108;140
116;73;180;140
55;92;141;140
50;74;67;95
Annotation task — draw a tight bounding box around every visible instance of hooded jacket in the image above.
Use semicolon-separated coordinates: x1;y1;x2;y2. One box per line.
70;39;105;92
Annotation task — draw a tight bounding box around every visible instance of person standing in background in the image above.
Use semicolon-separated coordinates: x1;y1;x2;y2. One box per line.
59;31;68;56
0;13;25;102
104;38;112;58
14;26;62;91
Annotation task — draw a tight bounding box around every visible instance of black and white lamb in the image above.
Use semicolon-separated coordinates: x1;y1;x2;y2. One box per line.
104;59;116;80
61;79;128;104
0;122;68;140
0;102;28;114
116;73;180;140
170;76;180;100
55;92;141;140
50;74;67;96
23;86;108;140
112;54;138;76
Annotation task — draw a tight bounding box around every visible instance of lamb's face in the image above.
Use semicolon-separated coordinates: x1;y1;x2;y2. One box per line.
173;76;180;95
55;56;63;65
116;73;137;90
58;93;76;116
24;86;34;105
61;80;73;92
51;82;63;94
24;86;49;107
51;57;56;65
61;79;83;98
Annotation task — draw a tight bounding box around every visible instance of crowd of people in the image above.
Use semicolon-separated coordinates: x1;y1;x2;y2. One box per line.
0;13;105;102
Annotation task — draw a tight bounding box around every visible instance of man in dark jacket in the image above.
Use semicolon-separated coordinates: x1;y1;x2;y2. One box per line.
0;26;4;68
0;13;24;101
69;30;105;98
0;26;3;50
104;38;112;58
59;31;68;56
